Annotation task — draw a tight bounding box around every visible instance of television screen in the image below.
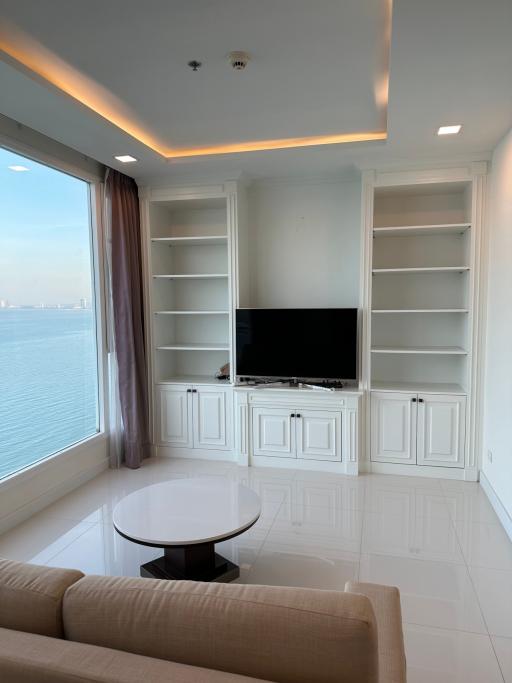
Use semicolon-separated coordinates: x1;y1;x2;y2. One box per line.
236;308;357;380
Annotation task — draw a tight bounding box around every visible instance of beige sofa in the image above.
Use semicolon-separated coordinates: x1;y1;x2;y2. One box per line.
0;558;406;682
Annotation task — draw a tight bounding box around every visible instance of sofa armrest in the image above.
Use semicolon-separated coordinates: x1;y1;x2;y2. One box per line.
63;575;379;683
345;582;406;683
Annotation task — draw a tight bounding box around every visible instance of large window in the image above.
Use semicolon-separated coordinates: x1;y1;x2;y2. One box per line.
0;147;100;480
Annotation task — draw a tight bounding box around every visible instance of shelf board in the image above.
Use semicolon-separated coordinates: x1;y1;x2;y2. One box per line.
157;375;231;386
153;274;228;280
151;235;227;246
372;223;471;237
371;380;467;395
372;309;469;314
372;266;469;274
156;343;230;351
154;310;229;315
371;346;467;355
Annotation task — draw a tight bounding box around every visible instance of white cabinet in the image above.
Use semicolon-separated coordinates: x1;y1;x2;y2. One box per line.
159;386;192;448
417;394;466;468
193;387;232;450
296;410;341;461
158;385;232;451
371;391;466;468
371;392;417;464
252;408;295;458
252;407;342;462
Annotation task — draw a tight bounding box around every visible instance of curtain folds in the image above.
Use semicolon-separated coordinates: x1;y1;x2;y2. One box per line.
104;169;150;469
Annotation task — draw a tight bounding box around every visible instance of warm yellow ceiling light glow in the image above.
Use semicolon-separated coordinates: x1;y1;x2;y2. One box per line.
166;131;387;158
0;21;389;159
437;125;462;136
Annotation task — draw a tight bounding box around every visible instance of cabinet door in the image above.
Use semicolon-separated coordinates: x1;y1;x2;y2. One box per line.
371;392;417;464
296;410;341;461
252;407;296;458
417;394;466;468
158;387;192;447
192;387;232;450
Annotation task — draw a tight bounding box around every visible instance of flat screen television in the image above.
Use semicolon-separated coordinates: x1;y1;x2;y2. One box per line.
236;308;358;381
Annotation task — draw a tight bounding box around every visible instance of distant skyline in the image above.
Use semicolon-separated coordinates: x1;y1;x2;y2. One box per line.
0;147;94;306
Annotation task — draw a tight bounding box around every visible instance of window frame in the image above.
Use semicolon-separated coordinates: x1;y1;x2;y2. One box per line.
0;137;109;486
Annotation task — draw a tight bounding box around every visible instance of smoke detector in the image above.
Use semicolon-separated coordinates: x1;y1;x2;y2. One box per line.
228;51;250;70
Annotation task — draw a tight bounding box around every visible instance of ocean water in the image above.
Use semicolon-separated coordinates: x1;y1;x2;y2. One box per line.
0;309;99;480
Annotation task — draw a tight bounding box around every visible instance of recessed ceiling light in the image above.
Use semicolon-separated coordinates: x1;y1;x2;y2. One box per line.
8;165;30;171
114;155;137;163
437;125;462;136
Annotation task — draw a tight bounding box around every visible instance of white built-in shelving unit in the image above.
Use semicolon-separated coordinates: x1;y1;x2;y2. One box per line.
138;165;487;478
139;183;246;461
143;192;234;385
368;180;474;392
362;166;487;478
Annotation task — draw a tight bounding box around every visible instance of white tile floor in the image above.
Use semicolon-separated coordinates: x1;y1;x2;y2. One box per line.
1;457;511;682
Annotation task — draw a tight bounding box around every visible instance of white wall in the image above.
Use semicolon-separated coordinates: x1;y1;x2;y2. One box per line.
247;179;361;308
482;125;512;523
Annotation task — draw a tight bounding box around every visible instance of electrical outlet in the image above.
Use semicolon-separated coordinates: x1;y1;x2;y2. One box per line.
487;450;493;463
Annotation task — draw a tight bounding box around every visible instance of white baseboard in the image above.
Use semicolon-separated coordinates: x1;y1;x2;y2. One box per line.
156;445;237;462
480;471;512;543
359;461;467;479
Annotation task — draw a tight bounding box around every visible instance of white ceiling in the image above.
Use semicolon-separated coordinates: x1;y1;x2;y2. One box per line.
0;0;511;182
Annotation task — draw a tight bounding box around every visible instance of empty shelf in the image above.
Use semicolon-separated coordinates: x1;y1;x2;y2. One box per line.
157;375;231;385
372;223;471;237
154;310;229;315
153;274;228;280
372;309;469;314
371;346;467;355
151;235;227;246
372;266;470;274
156;343;230;351
371;380;467;395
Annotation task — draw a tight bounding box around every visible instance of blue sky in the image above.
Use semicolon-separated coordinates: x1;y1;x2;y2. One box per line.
0;147;93;306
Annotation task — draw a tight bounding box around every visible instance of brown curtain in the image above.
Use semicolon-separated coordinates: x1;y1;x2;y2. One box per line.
105;169;149;468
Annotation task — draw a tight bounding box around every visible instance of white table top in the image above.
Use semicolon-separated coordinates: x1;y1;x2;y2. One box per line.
113;477;261;547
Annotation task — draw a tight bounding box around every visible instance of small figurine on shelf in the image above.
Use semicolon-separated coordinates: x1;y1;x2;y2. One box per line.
216;362;230;381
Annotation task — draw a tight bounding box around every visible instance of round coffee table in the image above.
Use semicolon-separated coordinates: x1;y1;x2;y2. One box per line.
113;477;261;583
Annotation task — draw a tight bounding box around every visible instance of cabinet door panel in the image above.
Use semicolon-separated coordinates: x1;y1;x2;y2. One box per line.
417;394;466;468
159;387;192;447
371;392;417;464
252;408;295;458
296;410;341;461
193;388;232;450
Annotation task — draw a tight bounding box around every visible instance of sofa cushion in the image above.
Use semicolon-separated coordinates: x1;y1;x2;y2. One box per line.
345;581;406;683
0;627;266;683
63;575;379;683
0;558;83;638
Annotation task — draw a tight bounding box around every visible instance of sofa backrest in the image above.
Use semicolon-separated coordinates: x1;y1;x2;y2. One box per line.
0;558;83;638
63;574;379;683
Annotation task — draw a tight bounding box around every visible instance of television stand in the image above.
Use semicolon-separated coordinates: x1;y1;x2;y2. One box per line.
233;383;362;475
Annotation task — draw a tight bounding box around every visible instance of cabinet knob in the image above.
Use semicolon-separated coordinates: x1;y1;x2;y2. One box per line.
418;398;424;403
296;413;302;418
291;413;296;418
411;398;417;403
